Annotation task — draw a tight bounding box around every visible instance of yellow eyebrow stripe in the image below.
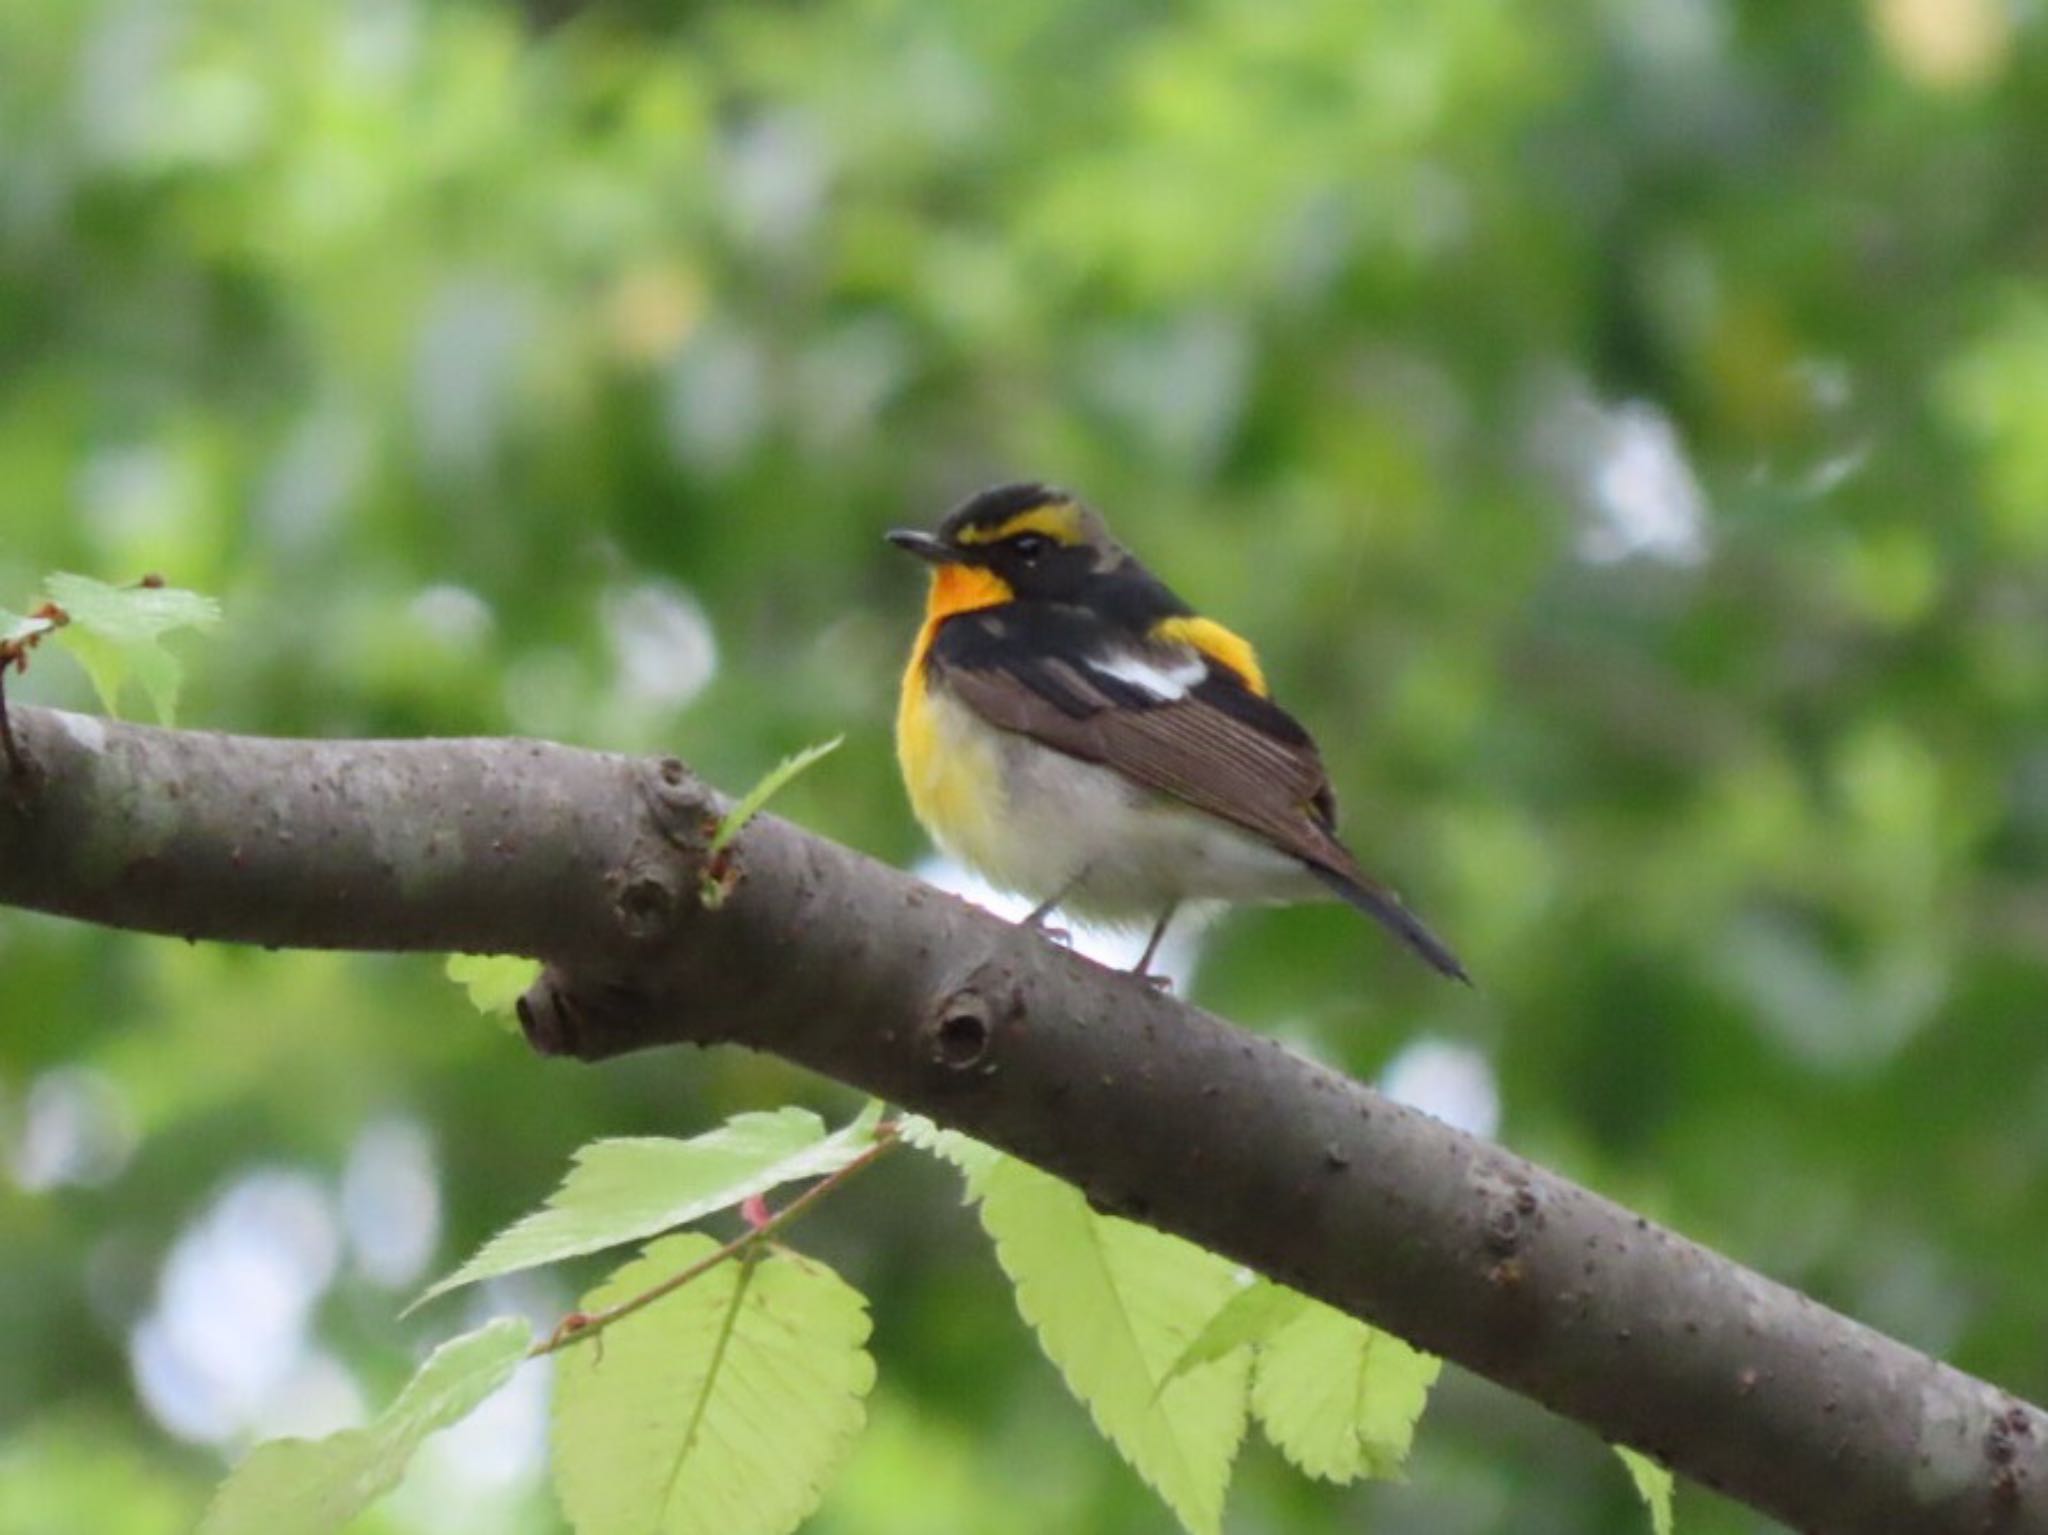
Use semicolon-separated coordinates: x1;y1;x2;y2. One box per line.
1154;615;1269;696
954;503;1083;547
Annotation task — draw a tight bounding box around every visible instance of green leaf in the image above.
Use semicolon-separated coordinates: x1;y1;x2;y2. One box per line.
963;1150;1248;1535
701;737;842;905
1157;1277;1308;1393
552;1235;874;1535
42;574;221;641
42;573;221;724
413;1102;883;1309
896;1115;1002;1183
54;627;142;722
444;953;540;1024
1616;1445;1675;1535
1251;1295;1440;1483
198;1317;529;1535
709;736;843;859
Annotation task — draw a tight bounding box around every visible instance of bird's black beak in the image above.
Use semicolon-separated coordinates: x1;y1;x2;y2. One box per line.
885;528;953;565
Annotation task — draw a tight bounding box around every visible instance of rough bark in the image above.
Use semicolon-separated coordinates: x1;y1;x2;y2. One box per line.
0;703;2039;1534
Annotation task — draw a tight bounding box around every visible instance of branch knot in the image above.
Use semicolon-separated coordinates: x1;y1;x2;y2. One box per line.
926;968;1020;1075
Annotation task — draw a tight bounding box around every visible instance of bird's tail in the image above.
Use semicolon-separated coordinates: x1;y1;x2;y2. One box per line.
1310;864;1471;985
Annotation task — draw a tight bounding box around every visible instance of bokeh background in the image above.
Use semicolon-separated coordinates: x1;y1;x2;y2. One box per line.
4;0;2047;1530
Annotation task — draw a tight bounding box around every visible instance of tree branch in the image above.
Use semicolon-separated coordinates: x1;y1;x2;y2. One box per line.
0;703;2039;1534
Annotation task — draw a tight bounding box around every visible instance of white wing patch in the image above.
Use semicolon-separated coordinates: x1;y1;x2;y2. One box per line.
1086;647;1207;700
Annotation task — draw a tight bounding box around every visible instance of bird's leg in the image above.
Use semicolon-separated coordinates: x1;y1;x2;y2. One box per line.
1021;893;1064;930
1131;902;1180;988
1020;865;1091;946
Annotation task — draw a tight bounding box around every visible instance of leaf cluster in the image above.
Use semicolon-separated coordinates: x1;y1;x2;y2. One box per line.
199;1099;1670;1535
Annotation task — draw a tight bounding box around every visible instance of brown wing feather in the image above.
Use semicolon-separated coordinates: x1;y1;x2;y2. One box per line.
923;607;1469;982
936;651;1363;880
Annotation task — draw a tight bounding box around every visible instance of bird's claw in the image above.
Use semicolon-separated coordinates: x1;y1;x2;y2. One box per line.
1018;907;1073;946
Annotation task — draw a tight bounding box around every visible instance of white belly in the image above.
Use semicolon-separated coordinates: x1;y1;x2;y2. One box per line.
914;688;1321;924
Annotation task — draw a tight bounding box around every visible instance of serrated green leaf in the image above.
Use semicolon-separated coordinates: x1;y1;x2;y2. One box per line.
1616;1445;1675;1535
199;1317;529;1535
444;953;540;1024
413;1103;882;1309
44;573;221;639
966;1151;1248;1535
897;1116;1002;1184
709;736;843;860
52;627;129;720
1251;1296;1440;1484
42;574;220;724
1157;1277;1308;1394
552;1235;874;1535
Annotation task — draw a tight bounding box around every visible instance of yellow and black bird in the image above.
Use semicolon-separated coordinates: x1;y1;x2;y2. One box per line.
888;483;1467;983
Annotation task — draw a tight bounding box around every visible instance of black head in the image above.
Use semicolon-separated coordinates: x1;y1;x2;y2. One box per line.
886;482;1125;603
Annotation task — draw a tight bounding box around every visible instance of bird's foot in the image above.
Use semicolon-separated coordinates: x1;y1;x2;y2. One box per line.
1019;898;1072;946
1132;969;1174;993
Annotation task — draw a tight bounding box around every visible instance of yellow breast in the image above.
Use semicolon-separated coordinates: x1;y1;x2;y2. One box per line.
896;565;1015;866
896;653;1007;864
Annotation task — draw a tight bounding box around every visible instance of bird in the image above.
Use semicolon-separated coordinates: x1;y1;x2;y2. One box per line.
887;482;1467;984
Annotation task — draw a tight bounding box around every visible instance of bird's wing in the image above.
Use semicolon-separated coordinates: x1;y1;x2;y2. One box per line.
926;604;1354;874
926;603;1469;982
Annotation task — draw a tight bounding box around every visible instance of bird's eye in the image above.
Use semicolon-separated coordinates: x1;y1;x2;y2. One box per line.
1009;533;1051;562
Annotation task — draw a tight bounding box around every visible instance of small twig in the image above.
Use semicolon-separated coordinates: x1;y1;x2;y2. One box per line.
529;1120;901;1360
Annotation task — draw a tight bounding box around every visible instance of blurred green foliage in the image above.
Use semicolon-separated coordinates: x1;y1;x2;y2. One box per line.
2;0;2046;1530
